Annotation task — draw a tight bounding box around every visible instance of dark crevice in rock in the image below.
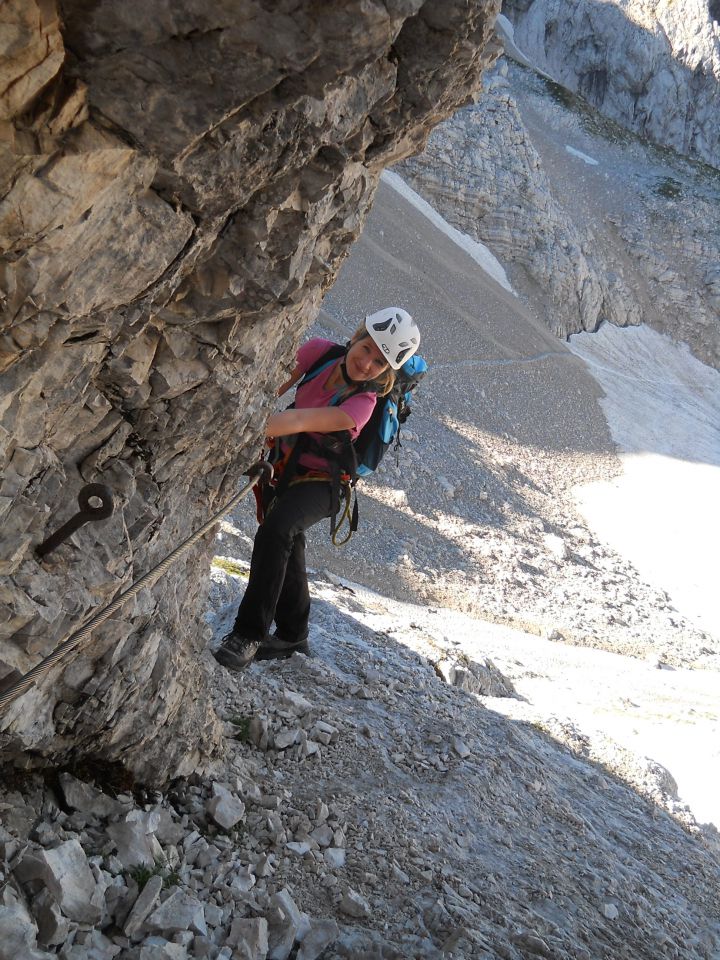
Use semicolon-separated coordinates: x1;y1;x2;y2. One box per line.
63;330;101;344
84;106;148;153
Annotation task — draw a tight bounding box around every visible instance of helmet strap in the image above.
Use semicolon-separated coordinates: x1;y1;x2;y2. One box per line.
339;360;355;386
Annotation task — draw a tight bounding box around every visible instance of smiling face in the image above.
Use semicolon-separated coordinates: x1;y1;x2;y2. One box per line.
345;335;389;382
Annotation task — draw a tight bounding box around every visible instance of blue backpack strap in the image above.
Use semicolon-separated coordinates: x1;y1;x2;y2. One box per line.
297;343;369;406
299;355;340;386
296;344;349;405
298;344;346;384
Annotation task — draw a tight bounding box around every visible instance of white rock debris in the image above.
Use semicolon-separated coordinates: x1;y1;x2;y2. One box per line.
1;567;718;959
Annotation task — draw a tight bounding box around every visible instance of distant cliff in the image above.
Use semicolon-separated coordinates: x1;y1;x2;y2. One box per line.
503;0;720;169
399;53;720;368
0;0;500;783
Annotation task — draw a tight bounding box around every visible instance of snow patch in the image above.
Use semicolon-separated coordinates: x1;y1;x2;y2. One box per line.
381;170;515;294
494;13;545;74
565;145;599;165
496;13;516;42
569;323;720;636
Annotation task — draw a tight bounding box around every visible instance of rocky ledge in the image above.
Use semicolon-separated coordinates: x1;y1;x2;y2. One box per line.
1;587;718;959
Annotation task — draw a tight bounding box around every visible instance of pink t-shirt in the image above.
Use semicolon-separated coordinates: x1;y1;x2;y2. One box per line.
283;338;377;472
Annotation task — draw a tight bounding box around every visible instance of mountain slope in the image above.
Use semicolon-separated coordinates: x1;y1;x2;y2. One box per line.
241;177;716;667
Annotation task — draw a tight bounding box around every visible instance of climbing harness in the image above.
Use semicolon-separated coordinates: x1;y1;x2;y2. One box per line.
267;429;357;546
0;461;272;714
256;453;355;548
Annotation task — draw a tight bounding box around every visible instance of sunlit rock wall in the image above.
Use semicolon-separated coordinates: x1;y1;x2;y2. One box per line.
0;0;500;783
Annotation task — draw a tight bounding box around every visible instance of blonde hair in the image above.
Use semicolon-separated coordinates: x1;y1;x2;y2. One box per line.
349;324;396;397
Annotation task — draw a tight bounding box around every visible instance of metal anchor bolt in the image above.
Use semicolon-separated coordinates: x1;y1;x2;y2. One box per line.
36;484;114;559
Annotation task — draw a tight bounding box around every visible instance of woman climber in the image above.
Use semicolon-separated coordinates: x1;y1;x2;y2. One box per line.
214;307;421;671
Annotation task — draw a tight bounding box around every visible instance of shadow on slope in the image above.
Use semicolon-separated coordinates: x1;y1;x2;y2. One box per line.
503;0;720;171
213;583;720;960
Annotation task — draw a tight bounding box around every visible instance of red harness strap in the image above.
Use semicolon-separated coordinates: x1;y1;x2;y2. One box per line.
252;446;352;526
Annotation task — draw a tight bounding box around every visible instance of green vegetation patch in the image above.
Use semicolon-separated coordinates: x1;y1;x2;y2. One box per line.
128;857;180;891
212;556;249;578
653;176;683;199
229;714;252;743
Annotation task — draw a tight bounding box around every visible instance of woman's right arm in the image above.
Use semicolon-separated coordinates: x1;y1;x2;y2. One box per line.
266;407;355;439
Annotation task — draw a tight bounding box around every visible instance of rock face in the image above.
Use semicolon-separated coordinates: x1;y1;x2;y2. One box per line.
0;0;500;783
503;0;720;169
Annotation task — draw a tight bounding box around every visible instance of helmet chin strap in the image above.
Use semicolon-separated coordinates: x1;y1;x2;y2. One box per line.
339;360;356;385
339;342;358;385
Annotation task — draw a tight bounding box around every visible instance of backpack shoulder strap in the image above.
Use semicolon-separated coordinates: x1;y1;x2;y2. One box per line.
299;343;346;387
297;342;370;407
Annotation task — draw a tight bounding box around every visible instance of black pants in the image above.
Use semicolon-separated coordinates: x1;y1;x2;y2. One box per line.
232;480;333;645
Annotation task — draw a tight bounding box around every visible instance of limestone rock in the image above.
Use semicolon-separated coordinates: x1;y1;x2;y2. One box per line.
0;0;65;121
107;813;160;869
280;691;313;716
34;839;102;924
510;929;552;957
297;919;340;960
0;0;502;786
226;917;269;960
139;940;189;960
266;889;310;960
0;885;51;960
602;902;620;920
339;888;371;919
435;656;517;698
206;784;245;831
123;874;164;938
228;867;256;895
146;889;207;937
58;773;129;819
31;889;71;948
324;848;346;869
274;729;300;751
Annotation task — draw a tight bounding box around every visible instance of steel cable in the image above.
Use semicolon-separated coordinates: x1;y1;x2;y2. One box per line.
0;461;272;715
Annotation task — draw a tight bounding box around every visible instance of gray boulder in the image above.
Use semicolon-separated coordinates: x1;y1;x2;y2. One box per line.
0;886;53;960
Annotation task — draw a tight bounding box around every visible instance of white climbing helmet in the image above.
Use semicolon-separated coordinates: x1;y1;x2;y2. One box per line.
364;307;421;370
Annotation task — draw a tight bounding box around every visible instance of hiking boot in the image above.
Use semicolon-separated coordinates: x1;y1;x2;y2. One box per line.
213;632;261;671
254;634;310;662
